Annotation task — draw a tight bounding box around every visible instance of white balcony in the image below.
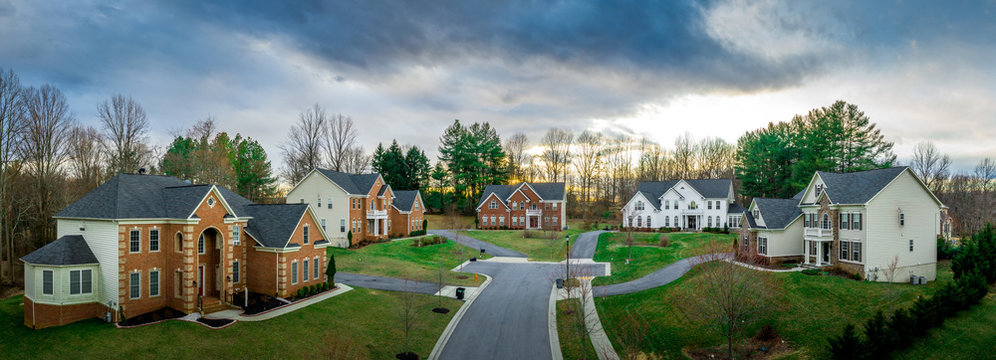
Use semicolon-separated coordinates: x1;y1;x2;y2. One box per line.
525;209;542;216
367;209;387;219
805;227;833;240
681;208;703;215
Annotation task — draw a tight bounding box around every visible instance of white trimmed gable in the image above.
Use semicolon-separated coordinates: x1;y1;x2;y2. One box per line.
476;192;510;211
799;173;828;205
748;200;766;227
624;192;655;211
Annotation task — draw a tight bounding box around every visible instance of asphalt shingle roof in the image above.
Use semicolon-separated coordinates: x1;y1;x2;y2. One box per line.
727;203;745;214
635;180;679;210
244;204;308;248
393;190;420;212
476;182;566;208
815;166;908;205
634;179;732;210
753;198;802;229
21;235;98;265
315;169;383;195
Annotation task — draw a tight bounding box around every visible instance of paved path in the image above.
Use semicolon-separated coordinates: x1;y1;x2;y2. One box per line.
205;284;353;321
435;260;608;360
430;230;528;258
570;230;609;259
592;255;710;297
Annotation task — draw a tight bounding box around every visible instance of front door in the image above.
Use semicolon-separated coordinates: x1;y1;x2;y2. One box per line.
530;216;538;228
687;216;696;230
822;243;830;263
198;265;204;296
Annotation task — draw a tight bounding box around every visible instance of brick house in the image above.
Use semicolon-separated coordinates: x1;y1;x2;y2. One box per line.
389;190;426;237
20;174;331;329
739;167;945;282
475;182;566;230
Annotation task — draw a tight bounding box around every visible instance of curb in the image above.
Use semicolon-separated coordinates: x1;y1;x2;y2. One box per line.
428;273;493;360
548;284;564;360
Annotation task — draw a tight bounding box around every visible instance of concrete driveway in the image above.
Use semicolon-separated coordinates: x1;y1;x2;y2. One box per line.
429;230;528;258
436;260;608;360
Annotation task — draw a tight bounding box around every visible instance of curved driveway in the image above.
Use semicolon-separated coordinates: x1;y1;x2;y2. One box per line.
429;230;528;258
592;253;731;297
436;260;608;360
569;230;608;259
337;272;441;294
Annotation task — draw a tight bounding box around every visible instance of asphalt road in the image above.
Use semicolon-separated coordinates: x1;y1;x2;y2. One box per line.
569;230;608;259
336;272;441;295
437;260;608;360
429;230;528;258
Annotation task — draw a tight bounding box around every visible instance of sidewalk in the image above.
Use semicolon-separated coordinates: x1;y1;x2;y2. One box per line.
556;278;620;360
205;284;353;321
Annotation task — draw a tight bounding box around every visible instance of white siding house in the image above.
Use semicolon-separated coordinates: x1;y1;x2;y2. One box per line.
621;179;743;231
56;219;118;306
285;170;353;247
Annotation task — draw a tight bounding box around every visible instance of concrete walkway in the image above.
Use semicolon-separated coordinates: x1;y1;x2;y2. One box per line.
429;229;528;258
205;284;353;321
557;278;620;360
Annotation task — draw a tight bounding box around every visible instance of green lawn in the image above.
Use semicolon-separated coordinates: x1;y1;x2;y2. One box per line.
596;261;957;359
461;230;587;262
0;288;460;360
329;236;486;287
593;232;735;285
895;290;996;359
557;299;597;360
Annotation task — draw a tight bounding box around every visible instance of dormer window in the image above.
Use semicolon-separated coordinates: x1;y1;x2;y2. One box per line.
752;209;759;219
816;184;824;197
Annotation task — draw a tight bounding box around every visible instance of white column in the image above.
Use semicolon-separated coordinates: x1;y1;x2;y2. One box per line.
374;219;379;236
804;240;809;265
816;242;822;265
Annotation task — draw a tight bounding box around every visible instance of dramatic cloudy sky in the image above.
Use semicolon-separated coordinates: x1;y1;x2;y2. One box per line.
2;0;994;175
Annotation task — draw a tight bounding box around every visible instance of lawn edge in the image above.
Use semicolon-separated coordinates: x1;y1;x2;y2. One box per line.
427;273;493;360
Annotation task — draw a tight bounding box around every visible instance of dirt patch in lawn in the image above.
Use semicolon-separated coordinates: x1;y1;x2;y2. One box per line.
683;326;797;360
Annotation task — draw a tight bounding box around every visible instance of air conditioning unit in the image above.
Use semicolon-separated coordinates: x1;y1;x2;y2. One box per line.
910;275;918;285
918;276;926;285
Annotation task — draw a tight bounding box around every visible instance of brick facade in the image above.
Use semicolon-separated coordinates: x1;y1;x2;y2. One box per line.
23;297;108;329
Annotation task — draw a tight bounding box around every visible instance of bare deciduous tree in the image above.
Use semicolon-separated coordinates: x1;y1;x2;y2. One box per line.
324;113;357;172
21;84;75;245
678;243;780;359
97;94;150;174
612;310;649;360
672;132;697;179
541;128;573;182
341;146;370;174
696;136;735;179
883;255;901;313
397;278;421;359
504;132;529;182
281;104;326;183
910;141;951;193
573;130;604;220
0;68;26;282
67;125;105;191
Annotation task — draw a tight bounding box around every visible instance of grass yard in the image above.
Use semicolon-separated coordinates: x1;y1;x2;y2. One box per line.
593;232;735;286
329;236;486;287
596;261;959;359
557;299;597;360
894;290;996;359
425;214;475;230
461;230;587;262
0;288;460;360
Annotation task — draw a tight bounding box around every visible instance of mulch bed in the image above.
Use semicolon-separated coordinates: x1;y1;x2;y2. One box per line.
241;292;287;315
197;317;235;329
432;307;450;314
117;307;186;327
395;351;420;360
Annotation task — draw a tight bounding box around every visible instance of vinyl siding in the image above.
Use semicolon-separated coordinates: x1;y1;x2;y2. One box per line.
759;217;803;257
800;175;826;204
864;170;940;281
57;219;118;306
286;171;351;247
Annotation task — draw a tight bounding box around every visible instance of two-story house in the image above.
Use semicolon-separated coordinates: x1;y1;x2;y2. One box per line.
476;182;567;230
620;179;744;231
389;190;426;237
740;166;944;282
20;174;330;329
287;169;412;247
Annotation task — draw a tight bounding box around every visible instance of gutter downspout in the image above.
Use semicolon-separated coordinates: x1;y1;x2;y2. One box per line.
275;253;279;297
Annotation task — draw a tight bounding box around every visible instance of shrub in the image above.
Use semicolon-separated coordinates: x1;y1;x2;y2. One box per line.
312;285;319;295
801;269;820;276
297;288;307;299
853;272;863;281
347;231;353;248
326;255;337;285
423;219;428;231
827;323;866;359
659;235;670;248
937;236;959;260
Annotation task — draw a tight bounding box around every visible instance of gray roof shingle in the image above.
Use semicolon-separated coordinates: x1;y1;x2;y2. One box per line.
727;203;745;214
634;179;732;210
315;169;383;195
21;235;98;265
244;204;309;248
393;190;421;212
815;166;908;205
635;180;680;210
753;198;802;229
476;182;566;208
55;174;252;220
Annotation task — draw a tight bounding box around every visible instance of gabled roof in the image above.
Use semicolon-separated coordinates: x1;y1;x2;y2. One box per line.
21;235;98;266
392;190;421;212
752;198;802;230
634;178;732;210
54;174;251;220
314;169;383;196
813;167;908;205
634;180;680;210
476;182;565;209
244;204;309;248
727;203;745;214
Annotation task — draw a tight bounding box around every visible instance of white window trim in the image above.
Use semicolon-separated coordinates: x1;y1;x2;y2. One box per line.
303;224;310;245
314;256;321;280
149;269;161;298
839;241;864;264
303;259;310;282
130;272;141;299
130;229;141;253
198;234;206;254
233;225;241;246
233;260;241;283
291;261;298;285
69;269;94;296
42;270;54;295
149;228;160;253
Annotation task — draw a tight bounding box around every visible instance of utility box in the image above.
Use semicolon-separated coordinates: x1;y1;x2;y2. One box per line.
555;279;564;289
455;287;466;300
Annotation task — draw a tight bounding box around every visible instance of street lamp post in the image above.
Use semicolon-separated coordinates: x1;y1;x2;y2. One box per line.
565;234;571;288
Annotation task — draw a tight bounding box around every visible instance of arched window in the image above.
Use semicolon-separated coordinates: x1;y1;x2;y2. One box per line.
673;216;678;227
708;217;713;227
637;217;642;227
646;216;651;227
821;213;830;229
665;217;670;227
198;234;205;254
175;232;183;253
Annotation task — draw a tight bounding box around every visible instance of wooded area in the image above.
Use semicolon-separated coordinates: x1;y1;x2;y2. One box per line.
0;66;993;291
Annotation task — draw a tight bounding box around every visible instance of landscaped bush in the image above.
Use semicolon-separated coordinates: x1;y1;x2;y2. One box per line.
937;236;959;260
323;282;331;291
827;224;995;360
801;269;820;276
659;234;670;248
297;288;307;299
